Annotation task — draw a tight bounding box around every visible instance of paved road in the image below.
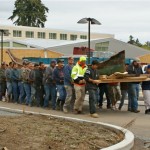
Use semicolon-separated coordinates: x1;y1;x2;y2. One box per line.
0;101;149;149
0;110;20;116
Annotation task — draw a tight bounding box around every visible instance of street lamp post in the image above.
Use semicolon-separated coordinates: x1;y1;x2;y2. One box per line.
77;18;101;64
0;29;9;64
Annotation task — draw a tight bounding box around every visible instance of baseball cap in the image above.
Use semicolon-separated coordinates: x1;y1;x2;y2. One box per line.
34;63;39;67
51;59;57;64
133;57;140;62
92;60;99;65
147;64;150;69
79;56;86;62
57;59;64;63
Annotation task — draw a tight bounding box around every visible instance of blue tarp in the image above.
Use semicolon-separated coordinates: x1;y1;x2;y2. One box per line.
23;57;133;65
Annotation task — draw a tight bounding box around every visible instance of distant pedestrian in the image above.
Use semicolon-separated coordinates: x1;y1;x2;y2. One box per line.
53;59;66;111
98;83;111;109
142;64;150;115
0;62;6;101
11;63;20;103
118;64;131;111
84;60;100;118
43;60;57;109
5;62;14;102
108;82;121;110
30;63;42;107
18;62;26;104
128;58;143;113
39;62;45;106
22;62;32;106
63;57;75;113
71;56;87;114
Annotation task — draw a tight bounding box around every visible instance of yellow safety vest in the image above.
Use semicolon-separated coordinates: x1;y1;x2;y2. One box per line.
71;63;87;80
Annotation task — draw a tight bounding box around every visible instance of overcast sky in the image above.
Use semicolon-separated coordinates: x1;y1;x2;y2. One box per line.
0;0;150;43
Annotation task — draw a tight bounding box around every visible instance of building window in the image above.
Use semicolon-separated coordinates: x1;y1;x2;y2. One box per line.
38;32;45;39
95;42;109;51
60;34;67;40
0;42;10;47
2;30;9;36
49;33;57;39
13;30;22;37
80;35;87;39
13;42;27;48
26;31;34;38
70;34;77;40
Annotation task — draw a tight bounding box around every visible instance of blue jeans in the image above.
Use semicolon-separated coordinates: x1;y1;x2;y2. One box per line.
6;82;12;97
56;85;66;102
128;89;131;110
64;85;75;109
128;83;140;110
44;84;57;109
24;83;31;105
12;81;19;103
119;90;131;110
0;82;6;99
96;88;100;104
31;84;41;106
18;82;26;103
119;90;128;109
99;84;111;107
89;89;97;114
0;84;1;100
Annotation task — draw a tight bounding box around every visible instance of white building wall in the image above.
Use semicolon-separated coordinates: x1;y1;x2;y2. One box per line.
0;25;114;41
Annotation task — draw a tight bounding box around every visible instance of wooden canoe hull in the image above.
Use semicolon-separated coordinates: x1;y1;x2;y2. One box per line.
98;50;125;75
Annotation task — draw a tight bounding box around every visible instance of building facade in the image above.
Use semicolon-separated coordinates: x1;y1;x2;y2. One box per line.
0;25;114;41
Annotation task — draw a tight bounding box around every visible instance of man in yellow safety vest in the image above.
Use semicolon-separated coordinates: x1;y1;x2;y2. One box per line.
71;56;87;114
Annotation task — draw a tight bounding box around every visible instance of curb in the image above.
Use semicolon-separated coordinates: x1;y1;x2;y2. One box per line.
0;106;134;150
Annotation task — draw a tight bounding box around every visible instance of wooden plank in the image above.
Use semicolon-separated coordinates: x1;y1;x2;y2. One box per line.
99;78;150;83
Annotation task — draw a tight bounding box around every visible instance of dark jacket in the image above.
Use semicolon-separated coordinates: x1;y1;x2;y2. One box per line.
64;64;73;86
29;69;42;86
0;68;6;83
120;82;128;90
43;66;54;84
5;68;13;82
53;66;64;85
127;64;143;84
11;69;20;82
84;67;99;90
142;81;150;90
128;64;143;75
142;72;150;90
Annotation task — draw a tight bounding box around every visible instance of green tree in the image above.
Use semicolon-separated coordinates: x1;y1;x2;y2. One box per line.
142;41;150;50
135;38;142;47
8;0;49;28
145;41;150;47
127;35;135;44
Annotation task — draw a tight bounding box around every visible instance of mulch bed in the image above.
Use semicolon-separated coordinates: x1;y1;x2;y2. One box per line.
0;114;124;150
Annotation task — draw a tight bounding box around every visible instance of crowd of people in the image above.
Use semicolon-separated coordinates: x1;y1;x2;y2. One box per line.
0;56;150;118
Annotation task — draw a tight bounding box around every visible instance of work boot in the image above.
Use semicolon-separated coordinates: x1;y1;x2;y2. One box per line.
99;104;103;109
2;96;6;102
56;98;61;110
91;113;99;118
145;109;150;114
60;101;65;111
131;109;140;113
63;106;68;113
6;95;10;102
74;109;79;114
107;105;112;109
